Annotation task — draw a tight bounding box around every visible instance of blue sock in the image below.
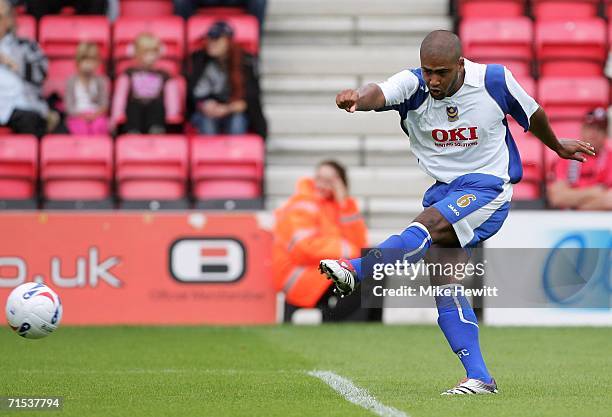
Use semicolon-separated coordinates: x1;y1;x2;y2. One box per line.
435;285;492;383
349;222;431;281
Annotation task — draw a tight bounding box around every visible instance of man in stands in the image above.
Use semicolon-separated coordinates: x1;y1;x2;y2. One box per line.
0;0;48;136
548;107;611;210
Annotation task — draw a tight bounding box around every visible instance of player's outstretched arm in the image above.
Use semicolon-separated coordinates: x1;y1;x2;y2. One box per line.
529;107;596;162
336;84;386;113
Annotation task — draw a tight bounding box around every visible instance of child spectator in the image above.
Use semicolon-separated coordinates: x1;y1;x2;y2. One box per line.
111;33;180;134
64;42;109;135
188;21;247;135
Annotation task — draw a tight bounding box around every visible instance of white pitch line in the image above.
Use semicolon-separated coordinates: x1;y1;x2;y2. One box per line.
307;370;409;417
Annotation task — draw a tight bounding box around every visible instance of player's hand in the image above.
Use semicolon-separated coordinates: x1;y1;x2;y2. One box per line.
332;175;348;203
336;89;359;113
556;139;596;162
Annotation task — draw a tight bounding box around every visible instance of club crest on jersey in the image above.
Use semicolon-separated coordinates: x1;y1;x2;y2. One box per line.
456;194;477;208
446;106;459;122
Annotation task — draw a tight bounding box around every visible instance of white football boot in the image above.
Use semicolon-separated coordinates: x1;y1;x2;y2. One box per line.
318;259;357;297
441;377;498;395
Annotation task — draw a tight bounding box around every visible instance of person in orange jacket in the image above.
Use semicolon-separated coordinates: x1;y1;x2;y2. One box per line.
273;160;369;321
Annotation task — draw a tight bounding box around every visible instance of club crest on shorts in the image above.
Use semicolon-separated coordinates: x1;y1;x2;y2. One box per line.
446;106;459;122
456;194;476;208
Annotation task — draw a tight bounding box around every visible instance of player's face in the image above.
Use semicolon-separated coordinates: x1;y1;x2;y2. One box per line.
421;56;463;100
314;165;338;200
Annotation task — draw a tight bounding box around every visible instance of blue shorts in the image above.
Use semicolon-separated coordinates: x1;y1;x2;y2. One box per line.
422;173;513;248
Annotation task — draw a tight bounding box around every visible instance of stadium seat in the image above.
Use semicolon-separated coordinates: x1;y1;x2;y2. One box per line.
115;135;189;203
551;120;582;139
113;16;184;77
40;135;112;203
191;135;264;204
509;121;544;200
0;135;38;203
536;19;607;77
187;15;259;56
458;0;526;17
461;18;533;77
532;0;599;20
120;0;174;17
16;15;36;40
39;16;111;61
538;77;609;121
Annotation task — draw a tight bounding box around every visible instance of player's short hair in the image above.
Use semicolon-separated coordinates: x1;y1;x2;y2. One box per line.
318;160;349;189
420;30;462;62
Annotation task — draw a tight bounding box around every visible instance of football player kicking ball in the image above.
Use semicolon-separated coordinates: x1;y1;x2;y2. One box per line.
319;30;595;395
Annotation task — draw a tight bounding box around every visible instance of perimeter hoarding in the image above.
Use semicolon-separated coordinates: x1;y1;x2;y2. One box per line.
484;210;612;326
0;212;276;325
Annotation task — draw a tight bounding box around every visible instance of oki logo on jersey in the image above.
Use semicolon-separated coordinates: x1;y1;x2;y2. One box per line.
169;238;246;283
431;127;479;148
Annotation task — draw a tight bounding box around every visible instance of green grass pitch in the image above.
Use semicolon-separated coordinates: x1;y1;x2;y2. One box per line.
1;325;610;417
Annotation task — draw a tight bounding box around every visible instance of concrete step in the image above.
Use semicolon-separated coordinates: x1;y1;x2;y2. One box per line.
262;45;419;76
267;0;450;17
356;16;452;35
265;104;403;135
262;75;356;94
364;136;416;166
266;166;432;198
266;136;361;166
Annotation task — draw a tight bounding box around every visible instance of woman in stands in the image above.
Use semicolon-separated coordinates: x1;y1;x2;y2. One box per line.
188;20;248;135
111;33;178;134
64;42;109;135
273;160;372;322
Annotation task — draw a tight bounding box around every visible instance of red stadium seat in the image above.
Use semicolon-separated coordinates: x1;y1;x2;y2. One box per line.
532;0;599;20
458;0;526;17
187;15;259;56
40;135;113;200
44;59;107;100
115;135;188;201
536;19;607;77
196;6;246;16
551;120;582;139
461;18;533;76
509;121;544;199
113;16;184;77
39;16;111;60
0;135;38;200
120;0;174;17
15;15;36;40
538;77;609;121
191;135;264;200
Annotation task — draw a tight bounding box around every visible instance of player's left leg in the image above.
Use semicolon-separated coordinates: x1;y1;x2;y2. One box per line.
427;246;497;395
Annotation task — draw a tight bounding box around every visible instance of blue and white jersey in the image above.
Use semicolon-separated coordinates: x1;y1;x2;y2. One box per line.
377;59;539;185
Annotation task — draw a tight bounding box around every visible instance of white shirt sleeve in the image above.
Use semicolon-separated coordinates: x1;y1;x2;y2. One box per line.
504;67;539;127
376;70;420;107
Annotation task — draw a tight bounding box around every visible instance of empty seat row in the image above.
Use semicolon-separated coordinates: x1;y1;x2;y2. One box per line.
0;134;264;210
461;17;608;77
458;0;610;20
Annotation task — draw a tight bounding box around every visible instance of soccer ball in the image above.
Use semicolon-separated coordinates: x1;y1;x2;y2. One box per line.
5;282;63;339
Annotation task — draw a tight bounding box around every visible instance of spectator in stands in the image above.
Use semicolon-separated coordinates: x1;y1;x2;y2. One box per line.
174;0;266;33
64;42;109;135
548;108;612;210
188;21;248;135
189;21;247;135
24;0;107;20
111;33;179;134
273;160;371;322
0;0;49;137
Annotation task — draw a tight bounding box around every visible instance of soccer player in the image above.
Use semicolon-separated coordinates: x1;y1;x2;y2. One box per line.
319;30;596;395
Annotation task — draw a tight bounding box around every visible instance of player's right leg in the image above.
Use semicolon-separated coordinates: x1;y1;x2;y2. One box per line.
319;207;456;296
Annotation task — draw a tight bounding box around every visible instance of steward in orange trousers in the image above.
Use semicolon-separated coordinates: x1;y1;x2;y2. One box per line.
273;160;368;317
